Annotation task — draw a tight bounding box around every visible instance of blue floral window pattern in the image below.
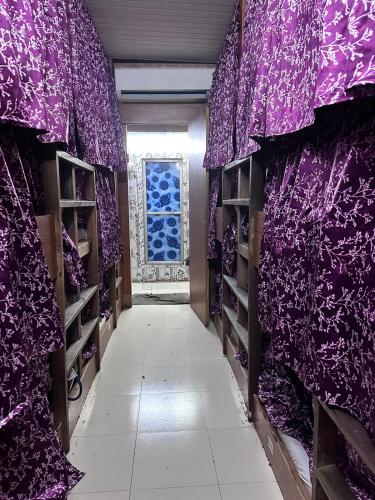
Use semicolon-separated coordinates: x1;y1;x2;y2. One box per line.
145;161;181;262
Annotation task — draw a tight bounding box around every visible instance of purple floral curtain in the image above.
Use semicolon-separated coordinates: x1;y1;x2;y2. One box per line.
235;0;375;159
258;99;375;497
0;0;72;144
315;0;375;107
68;0;127;171
207;172;221;259
96;168;122;273
62;225;88;289
0;129;82;499
203;0;241;169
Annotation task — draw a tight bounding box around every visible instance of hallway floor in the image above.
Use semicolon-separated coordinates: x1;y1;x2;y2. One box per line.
68;305;282;499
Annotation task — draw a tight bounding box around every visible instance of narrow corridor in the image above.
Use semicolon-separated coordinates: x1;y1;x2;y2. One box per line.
68;305;282;499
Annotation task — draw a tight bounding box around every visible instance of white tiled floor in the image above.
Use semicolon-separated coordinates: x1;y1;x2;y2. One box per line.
132;281;190;296
68;305;282;500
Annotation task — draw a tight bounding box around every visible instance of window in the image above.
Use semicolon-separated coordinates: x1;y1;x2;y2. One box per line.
144;160;182;263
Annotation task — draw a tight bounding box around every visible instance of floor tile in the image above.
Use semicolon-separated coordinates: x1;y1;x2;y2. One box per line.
138;392;206;432
73;396;139;436
200;390;250;429
96;366;144;397
68;434;136;493
102;343;145;367
209;428;276;484
130;485;221;500
141;366;199;394
143;344;191;367
69;492;129;499
132;430;217;490
220;482;283;499
195;359;240;391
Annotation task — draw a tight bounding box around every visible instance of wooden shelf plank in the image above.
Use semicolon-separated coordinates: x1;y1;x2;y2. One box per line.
115;276;123;289
222;198;249;206
316;465;355;500
66;317;99;374
320;402;375;474
223;274;248;311
223;305;248;351
223;156;251;172
78;240;91;258
65;285;98;328
60;200;96;208
238;243;249;260
57;151;95;172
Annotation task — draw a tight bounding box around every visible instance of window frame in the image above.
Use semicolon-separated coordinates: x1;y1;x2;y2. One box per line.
142;158;184;265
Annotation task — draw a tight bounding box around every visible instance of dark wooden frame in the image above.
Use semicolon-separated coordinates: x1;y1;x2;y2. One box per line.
41;152;101;452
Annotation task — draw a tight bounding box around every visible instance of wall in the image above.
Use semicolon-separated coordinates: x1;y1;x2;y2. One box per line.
128;131;189;282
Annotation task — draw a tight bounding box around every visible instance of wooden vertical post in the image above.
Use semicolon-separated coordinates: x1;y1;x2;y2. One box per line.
117;169;132;308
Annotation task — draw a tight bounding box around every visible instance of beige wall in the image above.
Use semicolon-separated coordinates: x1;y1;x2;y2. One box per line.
120;103;205;127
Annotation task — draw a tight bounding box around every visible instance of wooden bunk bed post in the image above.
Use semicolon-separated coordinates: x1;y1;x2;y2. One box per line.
42;156;69;450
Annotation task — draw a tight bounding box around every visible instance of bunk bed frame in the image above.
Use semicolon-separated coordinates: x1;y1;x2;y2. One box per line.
36;151;124;452
216;152;375;500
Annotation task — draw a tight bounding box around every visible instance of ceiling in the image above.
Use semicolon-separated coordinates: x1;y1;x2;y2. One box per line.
85;0;237;63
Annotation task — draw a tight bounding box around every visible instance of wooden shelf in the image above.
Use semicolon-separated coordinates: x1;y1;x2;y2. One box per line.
60;199;96;208
223;274;248;310
223;156;251;171
57;151;95;172
319;402;375;474
78;240;91;258
223;305;248;351
238;243;249;260
316;465;355;500
222;198;249;206
66;317;99;374
65;285;98;328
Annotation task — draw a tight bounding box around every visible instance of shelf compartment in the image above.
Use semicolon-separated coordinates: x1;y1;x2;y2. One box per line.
223;274;248;311
65;285;98;328
319;401;375;475
223;156;251;172
239;243;249;260
315;465;355;500
66;317;99;374
223;198;249;206
60;200;96;208
223;305;248;352
78;240;91;258
251;395;311;500
226;334;248;405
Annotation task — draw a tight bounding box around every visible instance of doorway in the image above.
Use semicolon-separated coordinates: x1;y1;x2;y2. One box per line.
127;129;190;305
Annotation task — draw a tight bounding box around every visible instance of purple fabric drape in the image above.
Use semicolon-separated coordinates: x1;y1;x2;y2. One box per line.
95;169;122;273
235;0;375;159
62;225;88;289
0;0;71;143
68;0;127;171
222;220;237;277
203;1;241;169
0;0;125;170
315;0;375;108
208;172;221;259
0;129;82;499
259;99;375;497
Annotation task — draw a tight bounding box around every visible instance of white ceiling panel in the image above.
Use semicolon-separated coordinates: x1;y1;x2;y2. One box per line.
85;0;237;63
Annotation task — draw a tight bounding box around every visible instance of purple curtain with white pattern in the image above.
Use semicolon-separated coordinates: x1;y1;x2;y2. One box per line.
0;129;83;499
96;168;123;273
235;0;375;159
0;0;72;143
68;0;127;171
259;99;375;498
203;0;241;169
